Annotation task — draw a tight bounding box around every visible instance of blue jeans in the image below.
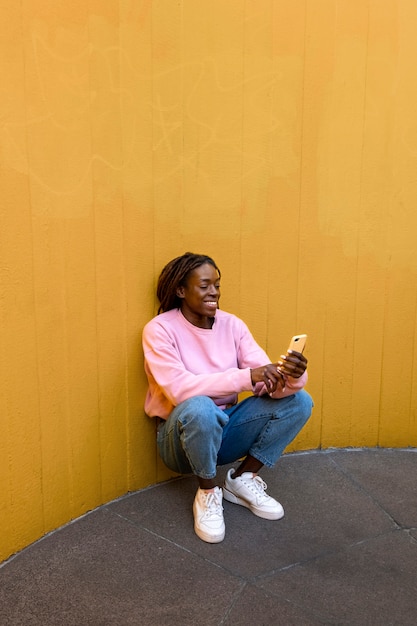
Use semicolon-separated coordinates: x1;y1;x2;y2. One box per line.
156;390;313;479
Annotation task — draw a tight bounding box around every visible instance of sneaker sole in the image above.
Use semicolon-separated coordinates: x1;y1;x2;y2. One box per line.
194;525;225;543
223;487;284;521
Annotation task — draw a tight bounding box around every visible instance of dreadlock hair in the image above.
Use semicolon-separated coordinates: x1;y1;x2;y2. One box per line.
156;252;221;314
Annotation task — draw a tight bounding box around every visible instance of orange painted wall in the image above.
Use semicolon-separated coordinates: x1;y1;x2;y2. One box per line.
1;0;416;562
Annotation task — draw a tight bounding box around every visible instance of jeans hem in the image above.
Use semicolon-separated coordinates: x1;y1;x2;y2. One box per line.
248;450;274;468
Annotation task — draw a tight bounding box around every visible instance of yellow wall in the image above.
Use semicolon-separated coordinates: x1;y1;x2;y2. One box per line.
1;0;416;562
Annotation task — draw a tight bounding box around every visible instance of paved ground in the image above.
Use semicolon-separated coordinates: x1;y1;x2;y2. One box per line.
1;448;417;625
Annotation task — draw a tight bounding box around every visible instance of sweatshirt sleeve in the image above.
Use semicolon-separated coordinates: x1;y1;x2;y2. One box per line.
142;320;254;408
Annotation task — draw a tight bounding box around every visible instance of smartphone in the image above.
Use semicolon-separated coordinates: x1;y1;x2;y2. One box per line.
287;334;307;354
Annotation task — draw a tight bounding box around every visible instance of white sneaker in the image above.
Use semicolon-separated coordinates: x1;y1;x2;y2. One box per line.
193;486;225;543
223;469;284;520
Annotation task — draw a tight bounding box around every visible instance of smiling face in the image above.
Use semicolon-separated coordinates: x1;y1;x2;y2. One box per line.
176;263;221;328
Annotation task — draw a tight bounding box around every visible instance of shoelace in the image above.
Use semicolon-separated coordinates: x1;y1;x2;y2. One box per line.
245;475;269;499
202;491;223;519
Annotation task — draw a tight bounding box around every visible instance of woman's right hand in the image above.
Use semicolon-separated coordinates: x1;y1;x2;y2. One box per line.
250;364;287;394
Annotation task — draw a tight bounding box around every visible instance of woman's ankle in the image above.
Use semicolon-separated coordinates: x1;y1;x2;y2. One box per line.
234;455;264;478
197;477;218;490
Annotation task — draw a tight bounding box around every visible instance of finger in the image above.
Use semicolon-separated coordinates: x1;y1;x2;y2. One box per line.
264;367;282;392
263;368;274;390
286;351;308;364
278;357;306;378
269;366;286;392
278;357;294;372
275;370;287;385
266;377;278;393
281;353;308;369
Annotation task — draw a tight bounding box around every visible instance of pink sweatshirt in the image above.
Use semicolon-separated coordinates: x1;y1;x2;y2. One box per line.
142;308;308;419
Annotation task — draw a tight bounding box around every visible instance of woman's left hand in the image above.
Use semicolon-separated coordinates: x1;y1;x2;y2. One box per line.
277;350;308;379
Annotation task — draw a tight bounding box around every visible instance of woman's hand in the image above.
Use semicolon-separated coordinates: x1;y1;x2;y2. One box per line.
250;364;287;394
277;350;308;379
250;351;308;394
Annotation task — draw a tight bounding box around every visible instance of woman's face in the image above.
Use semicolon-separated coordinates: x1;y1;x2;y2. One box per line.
177;263;221;328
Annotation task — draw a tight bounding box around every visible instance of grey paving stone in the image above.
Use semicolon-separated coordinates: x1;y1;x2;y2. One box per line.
328;448;417;528
222;583;329;625
256;529;417;625
0;508;242;625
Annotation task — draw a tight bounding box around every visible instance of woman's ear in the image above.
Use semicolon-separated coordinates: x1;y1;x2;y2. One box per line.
176;285;185;299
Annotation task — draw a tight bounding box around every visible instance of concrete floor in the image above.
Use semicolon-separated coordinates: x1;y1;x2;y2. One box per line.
1;448;417;625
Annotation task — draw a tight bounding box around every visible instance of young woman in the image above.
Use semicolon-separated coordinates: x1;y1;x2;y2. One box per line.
142;252;313;543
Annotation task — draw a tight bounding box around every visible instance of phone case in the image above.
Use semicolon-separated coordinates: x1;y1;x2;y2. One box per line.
288;334;307;353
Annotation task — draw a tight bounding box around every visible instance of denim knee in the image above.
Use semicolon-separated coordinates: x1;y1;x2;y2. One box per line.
175;396;228;477
178;396;229;432
292;389;314;424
